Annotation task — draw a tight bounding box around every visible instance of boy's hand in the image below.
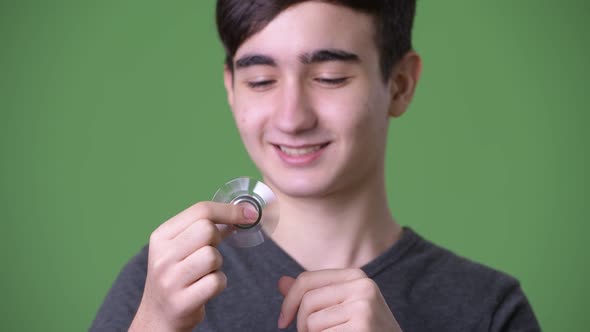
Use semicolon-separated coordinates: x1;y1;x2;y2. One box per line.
278;269;402;332
129;201;259;332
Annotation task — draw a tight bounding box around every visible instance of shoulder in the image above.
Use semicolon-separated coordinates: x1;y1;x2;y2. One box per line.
379;228;540;331
112;244;149;287
90;245;149;331
401;229;521;303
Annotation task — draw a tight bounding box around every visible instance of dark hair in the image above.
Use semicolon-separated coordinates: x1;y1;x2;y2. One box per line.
216;0;416;82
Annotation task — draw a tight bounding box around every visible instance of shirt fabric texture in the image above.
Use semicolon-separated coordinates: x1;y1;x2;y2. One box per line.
90;227;541;331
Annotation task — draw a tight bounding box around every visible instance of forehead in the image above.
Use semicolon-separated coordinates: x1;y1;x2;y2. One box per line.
234;2;377;63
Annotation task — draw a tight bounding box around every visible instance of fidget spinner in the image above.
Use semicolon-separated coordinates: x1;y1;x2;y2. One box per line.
212;177;279;248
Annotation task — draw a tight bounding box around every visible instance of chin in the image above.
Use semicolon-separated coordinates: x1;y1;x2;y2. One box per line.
263;170;336;199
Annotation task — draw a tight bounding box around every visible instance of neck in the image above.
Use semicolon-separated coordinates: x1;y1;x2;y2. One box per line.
268;172;402;271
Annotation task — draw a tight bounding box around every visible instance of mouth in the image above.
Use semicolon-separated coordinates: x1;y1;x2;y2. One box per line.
276;143;330;157
272;142;331;166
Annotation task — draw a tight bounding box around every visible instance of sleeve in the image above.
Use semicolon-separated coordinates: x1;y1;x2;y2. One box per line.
489;279;542;332
89;245;149;332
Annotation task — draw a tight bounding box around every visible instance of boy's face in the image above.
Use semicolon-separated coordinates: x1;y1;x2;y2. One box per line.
224;2;398;198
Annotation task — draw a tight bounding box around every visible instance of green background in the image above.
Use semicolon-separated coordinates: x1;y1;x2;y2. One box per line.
1;1;588;330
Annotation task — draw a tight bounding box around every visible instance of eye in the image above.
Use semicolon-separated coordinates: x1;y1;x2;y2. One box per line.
247;80;276;90
314;77;349;87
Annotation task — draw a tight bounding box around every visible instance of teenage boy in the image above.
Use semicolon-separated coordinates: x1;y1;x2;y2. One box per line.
92;1;541;331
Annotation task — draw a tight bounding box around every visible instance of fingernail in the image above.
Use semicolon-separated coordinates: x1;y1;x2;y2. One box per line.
277;312;285;329
243;206;258;221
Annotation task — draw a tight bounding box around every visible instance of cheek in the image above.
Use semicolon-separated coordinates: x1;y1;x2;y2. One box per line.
232;89;272;131
235;112;249;129
232;93;255;130
232;103;267;152
231;105;251;139
318;86;382;136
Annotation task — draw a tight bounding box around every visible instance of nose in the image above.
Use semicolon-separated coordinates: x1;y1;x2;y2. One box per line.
271;79;318;134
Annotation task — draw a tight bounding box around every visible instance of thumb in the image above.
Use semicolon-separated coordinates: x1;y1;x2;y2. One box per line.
278;276;296;297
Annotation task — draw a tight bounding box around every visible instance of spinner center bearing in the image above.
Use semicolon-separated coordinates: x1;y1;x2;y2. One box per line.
231;194;262;229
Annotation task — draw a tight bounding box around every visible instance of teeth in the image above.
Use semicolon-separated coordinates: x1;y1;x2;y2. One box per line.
279;145;323;156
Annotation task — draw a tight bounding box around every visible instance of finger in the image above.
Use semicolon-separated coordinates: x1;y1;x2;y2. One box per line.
154;201;259;240
296;280;354;332
320;321;350;332
278;269;366;329
181;270;228;312
317;299;395;332
165;219;221;262
278;276;296;297
175;245;223;287
306;302;349;332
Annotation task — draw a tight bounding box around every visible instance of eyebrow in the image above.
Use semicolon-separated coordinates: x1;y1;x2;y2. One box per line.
234;49;360;70
300;49;360;64
235;54;277;69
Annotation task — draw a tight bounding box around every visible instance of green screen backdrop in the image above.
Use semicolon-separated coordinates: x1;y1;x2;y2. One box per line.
1;1;588;330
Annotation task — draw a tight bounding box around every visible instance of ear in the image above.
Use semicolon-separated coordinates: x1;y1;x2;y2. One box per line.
223;65;235;108
388;51;422;118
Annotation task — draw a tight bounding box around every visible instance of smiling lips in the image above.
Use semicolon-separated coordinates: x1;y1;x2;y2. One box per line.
279;144;323;156
273;143;330;166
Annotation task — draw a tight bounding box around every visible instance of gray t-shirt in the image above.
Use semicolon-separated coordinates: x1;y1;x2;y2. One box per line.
90;227;541;331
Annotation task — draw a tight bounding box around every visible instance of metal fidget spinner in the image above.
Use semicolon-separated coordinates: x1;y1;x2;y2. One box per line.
212;177;279;248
